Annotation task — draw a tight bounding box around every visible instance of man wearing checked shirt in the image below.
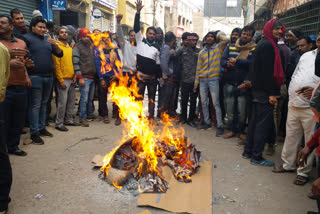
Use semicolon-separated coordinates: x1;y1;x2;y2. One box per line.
193;31;229;136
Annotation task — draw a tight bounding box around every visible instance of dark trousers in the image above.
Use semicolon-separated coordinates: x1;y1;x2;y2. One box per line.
137;78;157;119
98;76;119;118
159;79;178;117
0;101;12;212
0;87;28;152
180;82;197;121
46;78;58;120
244;102;275;160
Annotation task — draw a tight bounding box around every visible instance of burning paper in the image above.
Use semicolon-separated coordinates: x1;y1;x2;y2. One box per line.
89;31;201;193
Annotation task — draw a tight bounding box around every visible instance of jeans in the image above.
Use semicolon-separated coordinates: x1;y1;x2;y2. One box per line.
55;80;76;127
223;83;246;133
159;79;178;116
0;87;27;152
79;78;95;120
199;79;223;128
29;76;53;135
98;76;119;118
180;82;197;121
244;102;275;160
137;78;157;119
0;100;12;212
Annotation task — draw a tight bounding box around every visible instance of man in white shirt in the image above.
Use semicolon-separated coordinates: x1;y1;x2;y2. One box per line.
273;36;320;185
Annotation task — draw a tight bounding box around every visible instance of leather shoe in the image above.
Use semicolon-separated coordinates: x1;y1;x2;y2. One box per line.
55;126;68;132
9;149;27;156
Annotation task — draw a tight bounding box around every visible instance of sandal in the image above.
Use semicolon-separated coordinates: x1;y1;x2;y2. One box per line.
272;165;295;173
293;175;309;185
223;132;236;139
103;117;110;124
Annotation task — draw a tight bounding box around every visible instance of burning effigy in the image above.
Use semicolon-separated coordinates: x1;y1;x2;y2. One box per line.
90;32;201;194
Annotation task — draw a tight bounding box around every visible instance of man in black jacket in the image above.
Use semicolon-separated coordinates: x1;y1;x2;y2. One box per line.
243;19;285;166
134;0;161;121
23;17;63;145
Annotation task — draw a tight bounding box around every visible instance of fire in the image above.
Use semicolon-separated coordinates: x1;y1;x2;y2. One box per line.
90;30;199;191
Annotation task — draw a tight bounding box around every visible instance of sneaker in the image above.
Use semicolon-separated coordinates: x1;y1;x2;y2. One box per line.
266;144;275;156
198;123;211;130
115;118;121;126
251;158;275;167
39;128;53;137
216;127;224;137
55;126;68;132
31;134;44;145
80;119;89;127
242;152;251;159
9;149;27;156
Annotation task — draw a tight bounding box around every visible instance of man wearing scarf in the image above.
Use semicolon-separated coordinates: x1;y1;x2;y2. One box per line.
221;25;256;141
10;8;28;40
243;19;285;166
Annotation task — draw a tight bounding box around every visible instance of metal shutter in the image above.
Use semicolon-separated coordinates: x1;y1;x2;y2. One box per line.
0;0;38;21
278;1;320;36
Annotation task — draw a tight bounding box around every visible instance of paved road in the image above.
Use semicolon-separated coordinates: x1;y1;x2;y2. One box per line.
7;105;316;214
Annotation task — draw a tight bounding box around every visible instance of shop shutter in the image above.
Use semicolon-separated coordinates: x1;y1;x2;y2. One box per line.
93;18;102;31
278;1;320;36
0;0;38;21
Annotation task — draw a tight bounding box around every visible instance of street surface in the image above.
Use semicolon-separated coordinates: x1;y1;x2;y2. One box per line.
8;100;316;214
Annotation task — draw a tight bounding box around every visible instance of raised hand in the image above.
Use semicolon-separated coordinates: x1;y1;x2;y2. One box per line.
135;0;144;13
116;14;123;22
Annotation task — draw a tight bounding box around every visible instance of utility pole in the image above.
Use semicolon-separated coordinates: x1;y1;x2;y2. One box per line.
153;0;157;26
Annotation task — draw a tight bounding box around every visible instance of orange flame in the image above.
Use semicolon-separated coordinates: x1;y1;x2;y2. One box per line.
94;31;193;188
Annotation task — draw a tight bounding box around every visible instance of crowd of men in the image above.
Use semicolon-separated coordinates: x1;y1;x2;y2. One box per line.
2;0;320;213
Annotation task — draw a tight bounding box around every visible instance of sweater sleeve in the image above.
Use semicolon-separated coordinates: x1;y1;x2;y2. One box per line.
116;21;125;50
52;44;63;58
307;127;320;150
221;45;229;69
194;50;203;87
72;46;82;78
134;13;140;33
94;49;103;80
53;55;63;83
0;44;10;102
160;46;171;79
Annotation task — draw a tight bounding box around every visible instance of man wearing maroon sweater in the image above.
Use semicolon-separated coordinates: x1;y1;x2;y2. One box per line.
0;14;33;156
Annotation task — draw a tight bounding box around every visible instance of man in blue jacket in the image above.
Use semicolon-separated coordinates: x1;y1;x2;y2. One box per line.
221;25;256;140
23;17;63;145
94;36;121;126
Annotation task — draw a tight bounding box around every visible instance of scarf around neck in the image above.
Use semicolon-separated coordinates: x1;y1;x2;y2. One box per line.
263;19;286;87
235;39;256;59
13;23;27;34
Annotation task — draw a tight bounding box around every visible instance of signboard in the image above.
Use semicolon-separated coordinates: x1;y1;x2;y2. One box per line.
52;0;66;11
94;0;117;10
93;8;102;18
204;0;242;17
274;0;312;14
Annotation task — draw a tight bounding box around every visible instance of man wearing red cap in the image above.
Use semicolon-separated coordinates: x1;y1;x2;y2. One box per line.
243;19;285;166
73;28;96;127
